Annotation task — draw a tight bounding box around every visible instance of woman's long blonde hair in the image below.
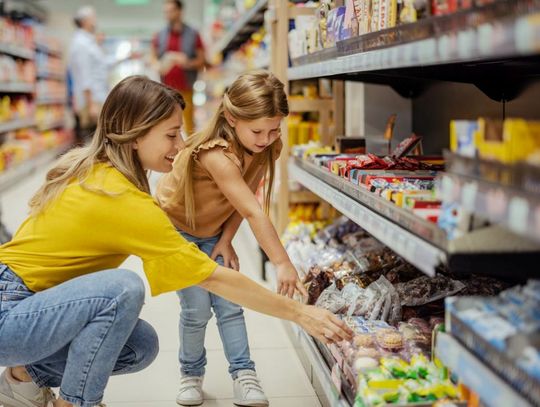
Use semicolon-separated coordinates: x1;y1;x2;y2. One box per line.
29;75;185;215
174;70;289;229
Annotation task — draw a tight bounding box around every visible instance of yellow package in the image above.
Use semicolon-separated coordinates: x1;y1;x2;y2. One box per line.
477;118;540;163
298;121;311;144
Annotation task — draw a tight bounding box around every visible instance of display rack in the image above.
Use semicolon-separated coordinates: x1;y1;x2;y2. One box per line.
289;158;444;276
436;332;532;407
0;43;34;60
268;0;540;405
0;83;34;93
0;143;69;193
0;118;36;133
210;0;268;59
288;0;540;95
440;152;540;244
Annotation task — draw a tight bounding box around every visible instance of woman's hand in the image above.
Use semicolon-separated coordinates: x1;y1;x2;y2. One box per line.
276;261;309;299
210;238;239;271
297;304;353;344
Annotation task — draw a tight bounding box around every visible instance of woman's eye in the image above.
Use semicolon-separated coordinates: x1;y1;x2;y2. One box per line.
252;130;261;134
167;134;177;138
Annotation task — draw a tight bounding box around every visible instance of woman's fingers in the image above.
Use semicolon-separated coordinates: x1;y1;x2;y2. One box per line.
296;280;308;298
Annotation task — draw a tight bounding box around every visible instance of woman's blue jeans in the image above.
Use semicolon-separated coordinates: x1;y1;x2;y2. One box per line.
0;264;159;407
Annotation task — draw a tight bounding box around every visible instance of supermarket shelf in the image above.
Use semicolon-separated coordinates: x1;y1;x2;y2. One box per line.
289;190;321;204
36;97;67;106
0;118;36;133
289;98;334;112
38;120;64;131
0;43;35;60
288;1;540;92
0;83;34;94
0;144;71;193
289;158;445;276
35;43;62;58
440;152;540;243
436;332;532;407
284;321;350;407
37;71;64;81
212;0;267;57
440;172;540;244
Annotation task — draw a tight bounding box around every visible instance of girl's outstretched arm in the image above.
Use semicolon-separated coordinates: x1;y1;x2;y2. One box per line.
199;149;308;298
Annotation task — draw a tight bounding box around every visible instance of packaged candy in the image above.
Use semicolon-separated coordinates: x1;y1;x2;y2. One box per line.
396;275;466;307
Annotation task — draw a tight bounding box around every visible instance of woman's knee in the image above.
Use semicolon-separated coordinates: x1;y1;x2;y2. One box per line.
112;269;145;310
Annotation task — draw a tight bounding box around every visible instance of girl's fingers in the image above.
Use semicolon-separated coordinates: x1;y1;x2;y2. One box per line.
287;284;295;298
296;280;308;297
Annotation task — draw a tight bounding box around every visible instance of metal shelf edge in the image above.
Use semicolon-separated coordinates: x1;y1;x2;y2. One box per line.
436;332;532;407
0;118;36;133
212;0;268;56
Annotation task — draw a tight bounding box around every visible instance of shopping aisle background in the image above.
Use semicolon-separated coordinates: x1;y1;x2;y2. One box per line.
0;166;321;407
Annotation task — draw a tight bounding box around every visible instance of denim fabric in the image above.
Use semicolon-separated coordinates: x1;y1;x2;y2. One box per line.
177;232;255;378
0;264;159;407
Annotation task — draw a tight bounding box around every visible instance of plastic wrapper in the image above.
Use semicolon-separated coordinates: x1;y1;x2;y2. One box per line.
315;283;347;313
396;275;466;307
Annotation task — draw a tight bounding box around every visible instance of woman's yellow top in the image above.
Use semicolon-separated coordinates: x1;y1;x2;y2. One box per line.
0;163;217;296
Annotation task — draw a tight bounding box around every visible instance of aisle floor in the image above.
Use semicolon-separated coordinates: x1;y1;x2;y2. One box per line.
0;167;321;407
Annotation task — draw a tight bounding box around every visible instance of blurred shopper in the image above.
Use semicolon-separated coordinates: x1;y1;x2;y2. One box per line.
151;0;205;135
68;6;107;145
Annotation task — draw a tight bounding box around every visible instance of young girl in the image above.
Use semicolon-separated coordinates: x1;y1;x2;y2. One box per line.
0;76;351;407
156;70;308;407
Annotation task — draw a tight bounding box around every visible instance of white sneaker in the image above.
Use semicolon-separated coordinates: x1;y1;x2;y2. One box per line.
233;370;269;407
176;376;204;406
0;368;55;407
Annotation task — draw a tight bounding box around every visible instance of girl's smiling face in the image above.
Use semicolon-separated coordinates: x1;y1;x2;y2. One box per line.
133;107;185;172
227;115;282;154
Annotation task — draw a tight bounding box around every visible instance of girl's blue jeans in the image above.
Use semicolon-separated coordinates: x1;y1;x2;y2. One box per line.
177;231;255;379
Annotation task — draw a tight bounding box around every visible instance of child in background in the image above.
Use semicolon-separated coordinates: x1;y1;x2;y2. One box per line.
157;70;309;407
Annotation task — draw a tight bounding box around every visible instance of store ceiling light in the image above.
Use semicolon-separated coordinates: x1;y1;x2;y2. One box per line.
115;0;150;5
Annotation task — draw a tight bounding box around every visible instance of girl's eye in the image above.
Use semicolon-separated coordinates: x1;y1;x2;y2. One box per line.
252;130;261;134
167;134;177;139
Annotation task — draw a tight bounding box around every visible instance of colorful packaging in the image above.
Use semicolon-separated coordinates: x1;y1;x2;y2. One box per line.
450;120;479;157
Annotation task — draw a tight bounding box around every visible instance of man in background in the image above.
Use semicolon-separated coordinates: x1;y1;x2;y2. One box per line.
152;0;206;135
68;6;109;144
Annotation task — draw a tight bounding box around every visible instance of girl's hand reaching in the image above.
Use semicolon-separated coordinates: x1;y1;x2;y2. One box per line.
276;261;309;299
210;238;240;271
296;304;353;344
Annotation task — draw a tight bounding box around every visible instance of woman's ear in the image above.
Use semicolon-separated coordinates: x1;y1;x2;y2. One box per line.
132;140;139;150
224;110;236;128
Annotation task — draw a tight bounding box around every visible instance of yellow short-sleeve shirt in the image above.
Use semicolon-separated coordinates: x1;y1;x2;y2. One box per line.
0;163;217;296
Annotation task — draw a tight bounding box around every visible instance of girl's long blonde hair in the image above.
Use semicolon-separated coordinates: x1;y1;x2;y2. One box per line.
174;70;289;229
29;75;185;215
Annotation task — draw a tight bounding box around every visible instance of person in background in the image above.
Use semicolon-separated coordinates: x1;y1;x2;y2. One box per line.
151;0;205;136
68;6;108;145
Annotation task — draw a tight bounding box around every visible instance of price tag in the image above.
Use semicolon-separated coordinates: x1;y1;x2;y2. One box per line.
478;23;494;56
457;29;475;59
331;364;342;396
419;38;437;64
461;182;478;211
508;196;530;234
438;34;451;61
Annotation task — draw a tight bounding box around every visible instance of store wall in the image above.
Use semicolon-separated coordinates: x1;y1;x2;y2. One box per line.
345;82;412;151
412;81;540;154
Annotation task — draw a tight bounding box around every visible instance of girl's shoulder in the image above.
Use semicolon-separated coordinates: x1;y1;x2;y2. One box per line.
192;138;242;169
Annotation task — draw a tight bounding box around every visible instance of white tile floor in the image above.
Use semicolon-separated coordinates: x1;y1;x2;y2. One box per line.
0;166;321;407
